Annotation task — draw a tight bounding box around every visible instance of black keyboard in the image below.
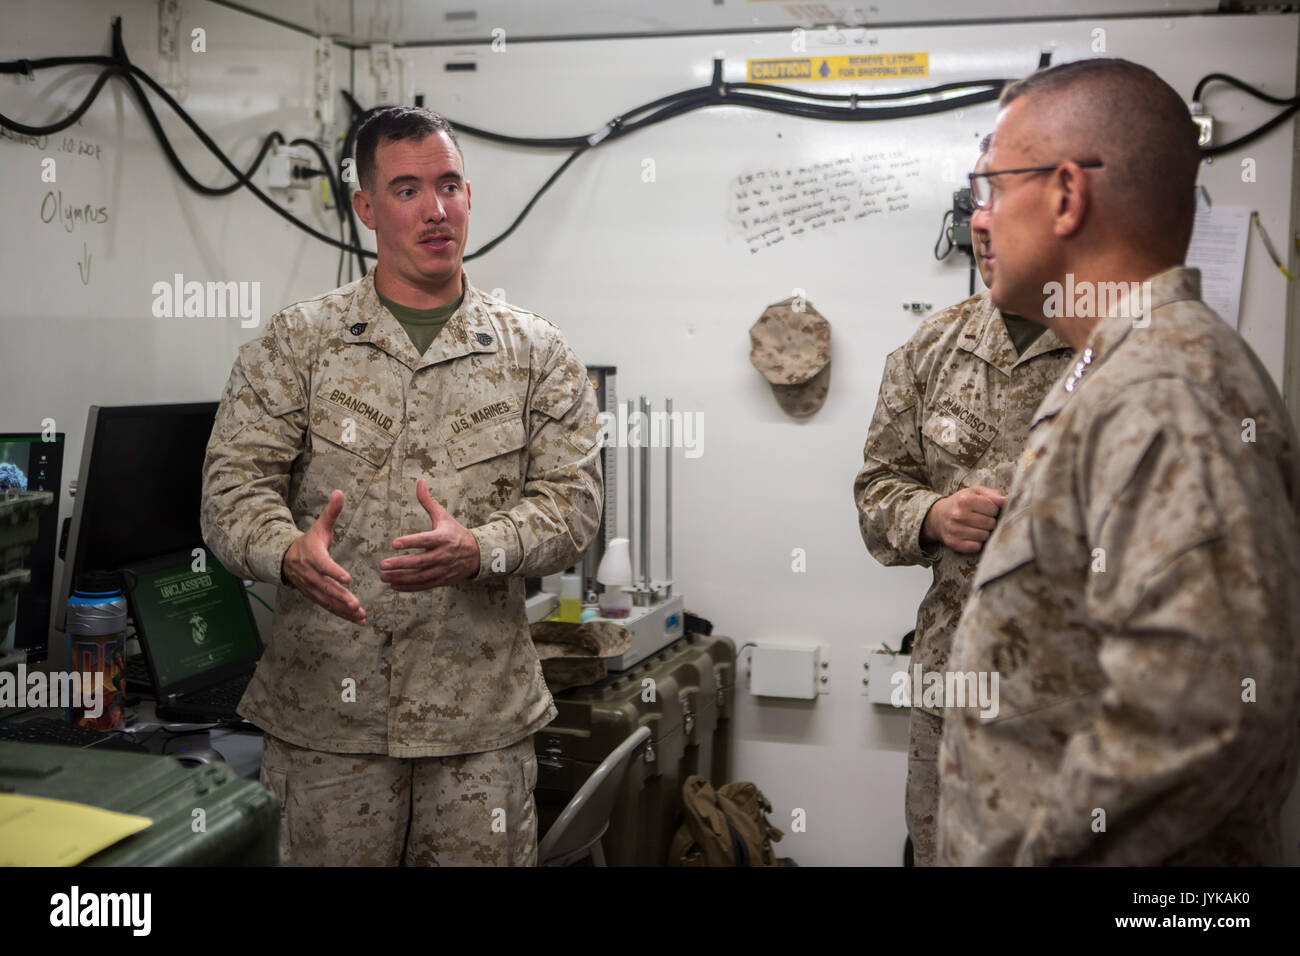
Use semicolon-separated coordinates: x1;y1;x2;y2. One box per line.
0;716;150;753
123;654;155;695
179;673;252;710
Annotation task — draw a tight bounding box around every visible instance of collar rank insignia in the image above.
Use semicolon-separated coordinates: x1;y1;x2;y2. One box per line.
475;332;493;345
1063;346;1093;393
350;322;367;335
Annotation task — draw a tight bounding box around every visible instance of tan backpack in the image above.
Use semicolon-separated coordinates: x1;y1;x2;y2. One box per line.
669;774;792;866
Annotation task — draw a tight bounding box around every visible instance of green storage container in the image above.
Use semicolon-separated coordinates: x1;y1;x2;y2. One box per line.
0;742;279;865
669;634;735;785
536;633;735;865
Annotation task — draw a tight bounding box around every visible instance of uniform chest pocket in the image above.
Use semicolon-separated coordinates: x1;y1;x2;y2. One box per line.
299;401;399;536
922;410;996;473
310;402;397;467
444;416;527;469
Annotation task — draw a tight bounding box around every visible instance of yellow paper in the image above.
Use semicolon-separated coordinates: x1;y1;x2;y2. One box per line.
0;794;152;866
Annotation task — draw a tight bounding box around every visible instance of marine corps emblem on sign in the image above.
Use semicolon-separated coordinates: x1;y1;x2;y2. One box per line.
189;612;209;646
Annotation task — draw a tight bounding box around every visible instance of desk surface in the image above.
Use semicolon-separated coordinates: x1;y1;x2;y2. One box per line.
124;700;264;780
1;704;265;780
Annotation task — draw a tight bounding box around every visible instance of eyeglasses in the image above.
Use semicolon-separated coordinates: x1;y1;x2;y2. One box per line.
967;160;1104;209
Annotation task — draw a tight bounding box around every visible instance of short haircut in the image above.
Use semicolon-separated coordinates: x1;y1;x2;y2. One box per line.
998;58;1201;256
979;133;992;155
355;107;462;191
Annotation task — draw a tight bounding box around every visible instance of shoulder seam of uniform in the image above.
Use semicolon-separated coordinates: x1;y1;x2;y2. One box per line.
493;301;559;333
266;279;363;372
480;296;565;342
281;276;364;313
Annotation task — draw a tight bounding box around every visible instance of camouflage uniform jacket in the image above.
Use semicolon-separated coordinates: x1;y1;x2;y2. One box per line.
854;291;1072;711
938;267;1300;865
201;269;603;757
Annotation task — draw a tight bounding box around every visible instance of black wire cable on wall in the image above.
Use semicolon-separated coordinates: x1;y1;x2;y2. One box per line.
2;22;1291;264
0;19;1026;266
0;20;365;257
1194;73;1300;158
332;60;1024;263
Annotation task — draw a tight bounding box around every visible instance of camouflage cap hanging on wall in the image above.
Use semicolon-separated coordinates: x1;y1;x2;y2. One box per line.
749;296;832;416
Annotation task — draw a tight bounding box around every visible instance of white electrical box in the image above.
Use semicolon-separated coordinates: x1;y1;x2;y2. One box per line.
265;145;314;191
865;651;912;706
749;643;827;699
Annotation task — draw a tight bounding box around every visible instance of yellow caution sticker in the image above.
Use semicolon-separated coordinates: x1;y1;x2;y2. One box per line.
748;52;929;83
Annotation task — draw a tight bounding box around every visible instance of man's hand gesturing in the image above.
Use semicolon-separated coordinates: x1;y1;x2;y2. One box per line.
921;486;1008;554
282;489;367;625
380;479;481;590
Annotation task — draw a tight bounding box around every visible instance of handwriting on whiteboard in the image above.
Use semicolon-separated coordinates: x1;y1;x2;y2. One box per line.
0;127;48;150
729;150;920;253
2;128;105;162
40;190;110;233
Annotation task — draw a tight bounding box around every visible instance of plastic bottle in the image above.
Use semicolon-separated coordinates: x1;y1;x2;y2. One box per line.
65;570;127;730
559;573;582;622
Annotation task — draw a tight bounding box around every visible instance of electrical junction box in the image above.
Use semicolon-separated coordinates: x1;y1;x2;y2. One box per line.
865;651;912;706
265;145;312;191
1189;102;1214;147
749;643;829;699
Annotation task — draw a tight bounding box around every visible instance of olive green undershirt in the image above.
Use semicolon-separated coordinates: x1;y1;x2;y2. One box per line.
1002;312;1047;356
377;288;465;357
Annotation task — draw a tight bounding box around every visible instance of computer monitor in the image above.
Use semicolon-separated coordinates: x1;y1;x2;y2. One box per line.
0;432;65;663
55;403;218;632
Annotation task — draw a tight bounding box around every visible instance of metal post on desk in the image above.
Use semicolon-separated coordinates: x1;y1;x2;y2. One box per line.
626;398;636;586
638;395;651;605
664;397;673;598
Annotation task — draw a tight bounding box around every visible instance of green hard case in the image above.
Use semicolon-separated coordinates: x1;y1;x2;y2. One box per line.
536;633;735;865
0;742;279;865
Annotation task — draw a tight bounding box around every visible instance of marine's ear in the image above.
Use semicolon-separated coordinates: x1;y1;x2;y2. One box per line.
353;187;377;231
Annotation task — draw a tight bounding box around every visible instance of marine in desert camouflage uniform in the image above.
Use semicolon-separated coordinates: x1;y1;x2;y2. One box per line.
201;108;602;866
938;59;1300;865
853;145;1073;866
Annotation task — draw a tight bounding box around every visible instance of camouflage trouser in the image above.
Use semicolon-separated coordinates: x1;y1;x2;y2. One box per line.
258;733;538;866
905;708;943;867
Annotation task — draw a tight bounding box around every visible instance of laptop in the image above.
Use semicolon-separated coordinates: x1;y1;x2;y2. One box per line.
122;549;263;722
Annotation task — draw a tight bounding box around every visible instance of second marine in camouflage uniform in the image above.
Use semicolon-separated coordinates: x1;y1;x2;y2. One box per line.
854;290;1072;865
938;267;1300;866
